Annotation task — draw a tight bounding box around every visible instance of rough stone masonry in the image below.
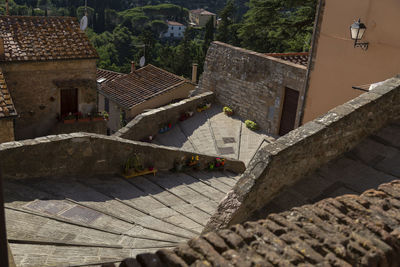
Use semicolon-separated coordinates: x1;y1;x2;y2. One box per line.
198;41;306;135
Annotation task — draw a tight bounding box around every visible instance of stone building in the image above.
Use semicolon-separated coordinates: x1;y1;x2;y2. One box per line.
0;69;16;143
0;16;99;140
189;8;216;27
198;41;307;136
98;64;195;133
162;21;186;39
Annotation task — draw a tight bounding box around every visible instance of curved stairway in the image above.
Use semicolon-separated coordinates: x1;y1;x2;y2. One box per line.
153;104;275;165
5;171;241;266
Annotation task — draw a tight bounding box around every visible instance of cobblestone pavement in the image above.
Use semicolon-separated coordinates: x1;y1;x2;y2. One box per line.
154;104;275;165
5;171;241;267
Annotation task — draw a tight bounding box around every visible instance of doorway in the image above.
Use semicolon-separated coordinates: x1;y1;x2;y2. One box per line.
60;88;78;116
279;87;299;136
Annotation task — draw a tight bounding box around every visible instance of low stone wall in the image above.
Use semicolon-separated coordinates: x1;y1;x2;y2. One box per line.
0;132;245;179
203;75;400;231
198;41;306;135
115;92;214;141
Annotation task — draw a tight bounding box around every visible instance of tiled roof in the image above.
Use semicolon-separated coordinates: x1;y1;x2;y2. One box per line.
167;21;184;26
190;9;216;15
0;70;16;118
106;179;400;267
0;16;98;62
266;52;309;67
99;64;189;109
96;68;125;84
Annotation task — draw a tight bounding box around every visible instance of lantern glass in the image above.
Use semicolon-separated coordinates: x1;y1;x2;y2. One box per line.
350;19;366;40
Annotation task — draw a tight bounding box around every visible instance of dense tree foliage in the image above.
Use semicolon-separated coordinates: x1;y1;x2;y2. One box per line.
0;0;317;77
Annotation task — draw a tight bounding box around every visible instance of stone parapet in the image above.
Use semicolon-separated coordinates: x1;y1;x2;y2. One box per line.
114;92;215;141
0;132;245;179
203;75;400;231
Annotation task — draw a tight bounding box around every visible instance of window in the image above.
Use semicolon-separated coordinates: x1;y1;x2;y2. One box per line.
170;33;174;37
179;27;181;30
104;98;109;113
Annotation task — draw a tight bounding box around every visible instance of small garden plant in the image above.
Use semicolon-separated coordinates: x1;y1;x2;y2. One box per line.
245;120;258;131
223;106;233;116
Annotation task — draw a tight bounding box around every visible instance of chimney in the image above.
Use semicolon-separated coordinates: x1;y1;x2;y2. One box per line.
131;61;136;73
192;63;198;83
0;38;5;60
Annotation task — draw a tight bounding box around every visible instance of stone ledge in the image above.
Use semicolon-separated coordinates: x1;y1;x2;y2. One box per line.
114;92;215;141
0;132;245;179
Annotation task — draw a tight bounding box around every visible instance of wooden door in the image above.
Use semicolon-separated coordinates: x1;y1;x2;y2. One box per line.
279;87;299;136
60;88;78;116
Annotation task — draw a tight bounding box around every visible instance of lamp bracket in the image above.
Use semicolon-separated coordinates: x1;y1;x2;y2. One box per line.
354;40;369;50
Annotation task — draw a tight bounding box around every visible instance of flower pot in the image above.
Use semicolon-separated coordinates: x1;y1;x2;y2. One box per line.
63;119;75;124
78;118;90;122
92;117;104;121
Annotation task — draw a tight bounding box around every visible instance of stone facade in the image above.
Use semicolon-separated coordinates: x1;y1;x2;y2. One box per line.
0;118;14;143
2;59;98;140
198;41;307;135
115;92;215;141
0;131;245;180
204;75;400;231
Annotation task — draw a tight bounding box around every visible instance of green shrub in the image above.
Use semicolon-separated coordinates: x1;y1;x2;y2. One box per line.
223;106;233;114
245;120;258;130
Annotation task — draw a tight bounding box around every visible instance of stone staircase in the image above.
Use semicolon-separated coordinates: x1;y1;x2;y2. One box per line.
5;170;241;267
153;104;275;165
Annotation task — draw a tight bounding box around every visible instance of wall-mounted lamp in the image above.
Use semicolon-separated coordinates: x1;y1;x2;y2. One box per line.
350;19;369;50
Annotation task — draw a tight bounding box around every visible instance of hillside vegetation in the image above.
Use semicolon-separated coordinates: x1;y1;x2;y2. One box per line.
1;0;317;78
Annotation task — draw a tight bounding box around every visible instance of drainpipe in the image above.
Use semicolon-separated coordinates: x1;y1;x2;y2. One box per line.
192;63;198;83
131;61;136;73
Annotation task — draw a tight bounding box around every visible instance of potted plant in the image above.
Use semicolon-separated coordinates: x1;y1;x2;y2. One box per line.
92;112;105;121
63;113;76;124
197;103;211;112
245;120;258;131
223;106;233;116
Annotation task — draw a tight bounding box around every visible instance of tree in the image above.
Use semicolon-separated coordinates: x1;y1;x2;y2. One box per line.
238;0;316;53
216;0;236;43
203;17;214;54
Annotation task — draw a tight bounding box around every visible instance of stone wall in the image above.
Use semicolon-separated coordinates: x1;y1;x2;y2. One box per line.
198;41;306;135
49;120;107;135
115;92;215;141
203;75;400;231
0;118;14;143
0;132;245;179
1;59;97;140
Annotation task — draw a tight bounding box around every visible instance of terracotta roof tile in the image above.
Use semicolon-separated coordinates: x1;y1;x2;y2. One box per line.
166;21;184;26
190;8;216;15
0;70;16;118
0;16;98;62
266;52;309;67
96;68;125;84
109;180;400;267
99;64;190;109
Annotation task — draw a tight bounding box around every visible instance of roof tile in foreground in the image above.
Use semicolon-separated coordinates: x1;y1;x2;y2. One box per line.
99;64;190;109
108;180;400;266
0;16;98;62
0;70;16;118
